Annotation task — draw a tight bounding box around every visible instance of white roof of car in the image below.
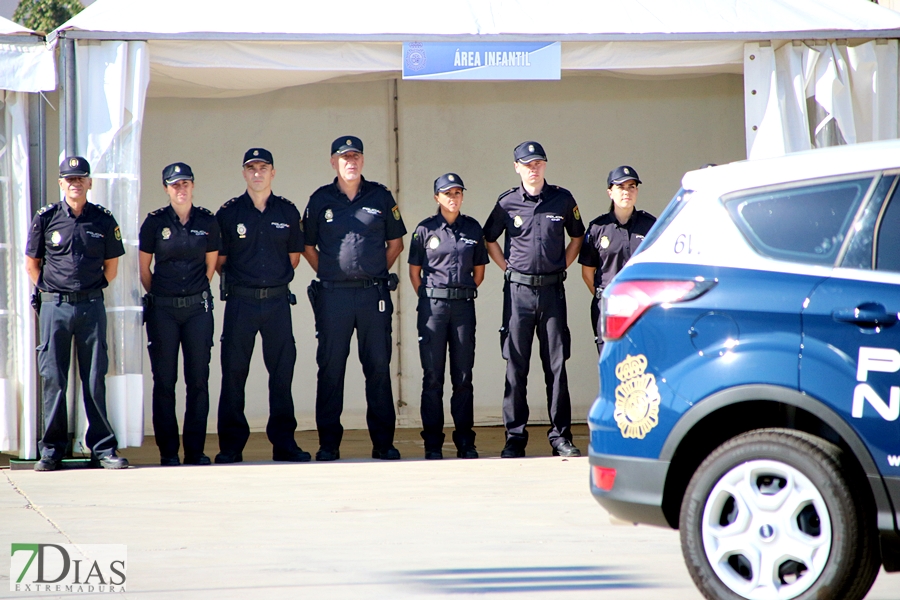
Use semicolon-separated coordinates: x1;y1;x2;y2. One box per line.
682;139;900;198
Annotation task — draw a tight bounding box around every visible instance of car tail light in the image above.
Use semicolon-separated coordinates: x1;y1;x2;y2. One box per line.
602;279;715;341
592;466;617;491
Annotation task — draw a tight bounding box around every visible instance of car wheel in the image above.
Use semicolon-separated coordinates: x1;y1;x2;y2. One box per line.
679;428;879;600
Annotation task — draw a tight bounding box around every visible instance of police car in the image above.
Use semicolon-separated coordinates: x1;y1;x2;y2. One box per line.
588;139;900;600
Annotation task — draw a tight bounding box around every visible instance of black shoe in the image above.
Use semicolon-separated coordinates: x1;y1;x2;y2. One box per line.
315;447;340;462
372;446;401;460
500;442;525;458
552;440;582;457
34;457;60;472
214;452;243;464
425;450;443;460
457;447;479;459
96;454;129;469
183;454;211;466
160;456;181;466
273;447;312;462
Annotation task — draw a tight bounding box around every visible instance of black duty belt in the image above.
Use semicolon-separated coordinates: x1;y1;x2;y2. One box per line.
421;287;477;300
229;285;289;300
40;290;103;303
506;270;566;287
321;279;377;289
150;291;210;308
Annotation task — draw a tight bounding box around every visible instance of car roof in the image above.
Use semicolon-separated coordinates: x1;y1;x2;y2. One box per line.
682;139;900;199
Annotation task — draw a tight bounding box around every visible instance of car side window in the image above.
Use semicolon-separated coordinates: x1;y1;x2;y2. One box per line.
875;186;900;272
724;178;871;266
840;175;897;270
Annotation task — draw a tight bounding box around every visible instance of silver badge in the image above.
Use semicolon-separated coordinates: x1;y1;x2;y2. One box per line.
325;209;334;222
448;175;455;182
346;139;352;145
237;223;247;238
513;215;523;228
174;166;181;173
600;235;610;249
50;231;62;245
624;167;630;175
68;158;78;167
253;150;259;156
428;236;440;250
162;227;171;240
528;145;534;152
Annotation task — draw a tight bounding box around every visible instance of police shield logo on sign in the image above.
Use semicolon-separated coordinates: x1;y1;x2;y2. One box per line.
613;354;660;440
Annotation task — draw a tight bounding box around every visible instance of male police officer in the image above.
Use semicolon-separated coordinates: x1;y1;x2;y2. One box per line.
303;136;406;461
215;148;309;464
483;141;585;458
25;157;129;471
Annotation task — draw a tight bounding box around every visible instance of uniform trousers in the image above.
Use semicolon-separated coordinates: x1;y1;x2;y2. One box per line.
500;281;573;449
218;295;298;455
417;296;476;452
591;296;604;354
36;297;117;460
313;284;395;451
146;302;213;459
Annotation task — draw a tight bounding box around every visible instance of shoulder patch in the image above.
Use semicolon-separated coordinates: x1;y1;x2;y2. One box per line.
195;206;214;216
498;187;518;200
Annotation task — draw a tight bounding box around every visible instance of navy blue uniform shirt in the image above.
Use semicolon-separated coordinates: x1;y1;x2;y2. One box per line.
139;205;221;296
408;212;488;289
304;177;406;281
482;182;585;275
216;192;303;288
26;201;126;292
579;209;656;290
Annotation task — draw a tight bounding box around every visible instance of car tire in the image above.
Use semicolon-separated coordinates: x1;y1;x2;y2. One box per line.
679;428;879;600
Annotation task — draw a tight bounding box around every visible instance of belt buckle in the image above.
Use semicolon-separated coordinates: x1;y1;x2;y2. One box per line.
532;275;544;286
363;279;374;289
174;297;188;309
256;288;269;299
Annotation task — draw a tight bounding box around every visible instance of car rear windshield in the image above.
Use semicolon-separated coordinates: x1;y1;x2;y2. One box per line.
633;187;692;257
724;178;872;265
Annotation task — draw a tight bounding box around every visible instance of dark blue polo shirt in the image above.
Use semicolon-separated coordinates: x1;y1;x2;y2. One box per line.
408;212;488;289
216;192;303;288
304;177;406;282
482;181;585;275
139;204;221;296
26;201;126;292
579;209;656;290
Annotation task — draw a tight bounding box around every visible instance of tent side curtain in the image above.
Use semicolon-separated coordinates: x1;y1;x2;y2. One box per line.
73;40;149;448
143;39;748;98
744;39;900;159
0;42;57;93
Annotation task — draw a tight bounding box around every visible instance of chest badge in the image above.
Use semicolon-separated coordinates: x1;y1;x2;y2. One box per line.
325;209;334;222
237;223;247;238
600;235;610;249
50;231;62;245
161;227;171;240
428;236;440;250
613;354;661;440
513;215;523;228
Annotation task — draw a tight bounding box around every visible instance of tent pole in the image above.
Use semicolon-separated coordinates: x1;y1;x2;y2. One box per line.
27;91;46;458
60;36;77;157
390;77;405;422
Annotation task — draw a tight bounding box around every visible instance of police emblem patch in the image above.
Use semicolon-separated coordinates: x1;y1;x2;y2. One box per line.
624;167;630;175
528;144;534;152
114;226;122;241
161;227;171;240
428;236;440;250
50;231;62;245
513;215;523;228
392;206;401;221
600;235;610;249
325;209;334;222
253;150;259;156
613;354;660;440
237;223;247;238
68;158;78;167
174;166;181;173
573;205;581;221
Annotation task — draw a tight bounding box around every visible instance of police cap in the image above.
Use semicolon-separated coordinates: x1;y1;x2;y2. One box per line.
243;148;274;166
434;173;466;195
607;165;642;188
331;136;364;155
59;156;90;178
162;162;194;186
514;141;547;164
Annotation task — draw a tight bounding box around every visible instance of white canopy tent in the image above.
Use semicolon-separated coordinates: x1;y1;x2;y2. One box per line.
43;0;900;441
1;16;55;458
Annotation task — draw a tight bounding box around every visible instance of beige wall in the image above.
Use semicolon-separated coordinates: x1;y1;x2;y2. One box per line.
123;72;746;439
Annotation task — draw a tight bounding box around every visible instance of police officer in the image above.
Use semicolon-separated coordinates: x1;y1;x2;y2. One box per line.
579;166;656;353
139;163;220;466
408;173;488;460
303;136;406;461
483;141;585;458
25;157;129;471
215;148;310;464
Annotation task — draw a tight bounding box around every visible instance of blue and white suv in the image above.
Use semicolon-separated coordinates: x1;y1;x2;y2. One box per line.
588;139;900;600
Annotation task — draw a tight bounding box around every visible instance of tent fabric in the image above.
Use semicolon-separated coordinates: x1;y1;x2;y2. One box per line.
0;15;33;36
745;40;900;159
0;16;56;93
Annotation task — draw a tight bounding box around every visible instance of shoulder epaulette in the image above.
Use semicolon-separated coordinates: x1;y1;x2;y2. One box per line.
95;204;113;216
150;206;166;216
220;197;240;209
195;206;214;216
498;187;518;200
274;195;295;206
37;203;57;215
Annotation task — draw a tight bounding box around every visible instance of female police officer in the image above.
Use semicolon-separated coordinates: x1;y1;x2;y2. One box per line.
139;163;220;466
408;173;488;460
579;165;656;353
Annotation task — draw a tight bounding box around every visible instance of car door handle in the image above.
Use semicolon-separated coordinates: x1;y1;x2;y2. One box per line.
833;304;899;328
